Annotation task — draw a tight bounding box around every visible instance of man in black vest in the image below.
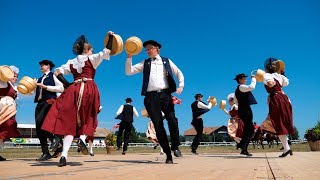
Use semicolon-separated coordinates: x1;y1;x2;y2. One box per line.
234;73;257;156
191;94;214;155
125;40;184;163
34;60;64;161
115;98;139;155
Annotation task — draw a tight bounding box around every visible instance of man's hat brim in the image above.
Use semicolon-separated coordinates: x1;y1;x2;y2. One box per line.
39;60;55;68
143;40;161;49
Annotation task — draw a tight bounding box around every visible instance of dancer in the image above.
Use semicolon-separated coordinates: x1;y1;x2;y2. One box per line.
263;57;293;157
34;60;64;161
125;40;184;163
42;31;115;167
234;73;257;156
0;66;21;161
190;94;214;155
115;98;139;155
222;93;243;147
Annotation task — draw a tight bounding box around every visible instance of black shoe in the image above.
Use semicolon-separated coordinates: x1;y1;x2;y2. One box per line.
116;147;121;151
173;149;182;157
279;149;293;158
191;149;198;155
77;139;89;155
153;145;157;150
90;153;94;156
58;156;67;167
122;151;126;155
36;153;52;161
240;150;252;156
280;147;284;150
165;155;173;164
50;136;62;152
0;155;6;161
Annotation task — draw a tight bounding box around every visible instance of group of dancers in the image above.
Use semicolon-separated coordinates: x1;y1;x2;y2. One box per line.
0;30;293;166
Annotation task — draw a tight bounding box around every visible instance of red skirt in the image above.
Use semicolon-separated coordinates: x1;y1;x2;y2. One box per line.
236;118;244;138
42;81;100;137
269;93;294;135
0;116;21;139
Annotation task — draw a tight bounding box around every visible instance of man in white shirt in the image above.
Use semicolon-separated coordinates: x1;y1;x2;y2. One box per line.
34;60;64;161
190;94;213;155
234;73;257;156
115;98;139;155
125;40;184;164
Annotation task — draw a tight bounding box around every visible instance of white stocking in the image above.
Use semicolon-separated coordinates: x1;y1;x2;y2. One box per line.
279;135;290;153
79;135;87;144
61;135;74;159
89;141;94;154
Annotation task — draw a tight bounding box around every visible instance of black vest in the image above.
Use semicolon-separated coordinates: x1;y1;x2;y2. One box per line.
191;101;210;119
234;85;257;109
34;72;57;103
122;104;134;123
141;57;177;96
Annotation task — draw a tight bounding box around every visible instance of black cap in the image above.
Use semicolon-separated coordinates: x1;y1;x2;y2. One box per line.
234;73;247;80
143;40;161;49
39;60;55;68
194;93;203;98
125;98;132;102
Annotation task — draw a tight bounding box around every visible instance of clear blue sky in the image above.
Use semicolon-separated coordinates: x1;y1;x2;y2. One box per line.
1;0;319;138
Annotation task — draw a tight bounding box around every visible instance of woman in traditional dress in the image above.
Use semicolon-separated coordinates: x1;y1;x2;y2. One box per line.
42;31;115;166
146;120;164;155
263;57;293;157
0;66;21;161
223;93;244;148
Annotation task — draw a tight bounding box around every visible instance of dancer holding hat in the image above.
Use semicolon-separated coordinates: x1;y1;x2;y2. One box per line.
125;40;184;163
234;73;257;156
263;57;293;157
0;65;21;161
190;94;214;155
115;98;139;155
42;31;115;167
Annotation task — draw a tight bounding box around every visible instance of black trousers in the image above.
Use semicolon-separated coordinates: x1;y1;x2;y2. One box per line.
191;118;203;151
116;121;132;151
144;91;180;155
238;107;254;151
35;100;53;154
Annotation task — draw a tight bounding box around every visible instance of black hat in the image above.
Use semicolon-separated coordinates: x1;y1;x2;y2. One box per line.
143;40;161;49
125;98;132;102
194;93;203;98
39;60;55;68
234;73;247;80
73;35;88;55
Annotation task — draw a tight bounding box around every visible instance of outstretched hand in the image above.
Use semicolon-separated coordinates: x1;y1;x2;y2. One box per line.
176;87;183;94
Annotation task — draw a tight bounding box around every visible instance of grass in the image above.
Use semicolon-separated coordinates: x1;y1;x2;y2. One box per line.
1;143;311;159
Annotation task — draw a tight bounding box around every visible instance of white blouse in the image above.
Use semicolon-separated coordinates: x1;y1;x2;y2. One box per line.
263;73;289;87
57;48;111;75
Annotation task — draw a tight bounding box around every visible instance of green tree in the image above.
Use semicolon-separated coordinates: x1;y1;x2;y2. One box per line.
214;134;224;142
179;135;185;142
290;126;300;140
201;134;212;142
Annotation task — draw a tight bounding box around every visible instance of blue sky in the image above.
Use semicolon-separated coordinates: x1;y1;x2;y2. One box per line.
1;0;319;138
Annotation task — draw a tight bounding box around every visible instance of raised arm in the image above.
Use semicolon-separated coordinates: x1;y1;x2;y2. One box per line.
125;56;144;75
239;77;256;92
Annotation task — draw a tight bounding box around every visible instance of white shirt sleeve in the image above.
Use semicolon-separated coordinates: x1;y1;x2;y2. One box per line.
0;80;8;88
116;105;124;116
56;60;72;75
280;75;289;87
89;48;111;69
125;57;144;75
133;107;139;118
46;75;65;93
197;101;212;110
239;77;256;92
263;73;274;85
168;59;184;88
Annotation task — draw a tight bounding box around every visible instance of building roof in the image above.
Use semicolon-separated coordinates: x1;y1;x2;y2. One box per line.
184;126;226;136
94;127;111;138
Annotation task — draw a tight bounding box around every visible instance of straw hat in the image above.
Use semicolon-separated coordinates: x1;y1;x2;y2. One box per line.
0;96;16;125
17;76;37;95
104;33;123;56
219;100;226;109
208;96;217;106
251;69;265;82
0;65;14;82
125;36;143;55
141;108;149;117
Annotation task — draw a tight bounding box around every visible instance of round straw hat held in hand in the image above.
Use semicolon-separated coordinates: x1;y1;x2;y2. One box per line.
141;108;149;117
104;33;123;56
219;100;226;109
17;76;37;95
251;69;265;82
0;96;16;125
125;36;143;55
208;96;217;106
0;65;14;82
